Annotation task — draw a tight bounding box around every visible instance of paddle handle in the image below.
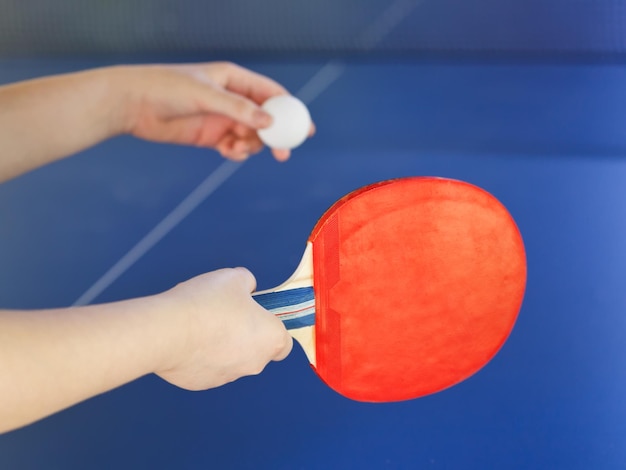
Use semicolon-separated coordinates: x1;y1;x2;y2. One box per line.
251;243;317;365
253;287;315;330
253;287;317;366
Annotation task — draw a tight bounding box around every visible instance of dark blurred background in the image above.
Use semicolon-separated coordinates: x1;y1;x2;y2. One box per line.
1;0;626;59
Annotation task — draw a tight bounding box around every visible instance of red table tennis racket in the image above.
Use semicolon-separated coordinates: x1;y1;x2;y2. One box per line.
253;177;526;402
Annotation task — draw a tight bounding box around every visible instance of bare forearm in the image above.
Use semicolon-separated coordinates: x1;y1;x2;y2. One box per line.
0;67;127;181
0;63;298;432
0;295;177;434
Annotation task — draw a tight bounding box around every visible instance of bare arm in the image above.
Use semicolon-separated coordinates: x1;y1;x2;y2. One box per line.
0;68;124;180
0;62;314;182
0;268;292;434
0;62;308;433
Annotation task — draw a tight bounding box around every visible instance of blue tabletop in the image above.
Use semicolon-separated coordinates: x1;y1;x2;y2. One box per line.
1;58;626;469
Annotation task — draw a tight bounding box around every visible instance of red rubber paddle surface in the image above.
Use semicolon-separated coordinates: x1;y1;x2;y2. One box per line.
310;177;526;402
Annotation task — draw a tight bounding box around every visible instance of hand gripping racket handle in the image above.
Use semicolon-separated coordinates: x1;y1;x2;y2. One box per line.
253;287;315;330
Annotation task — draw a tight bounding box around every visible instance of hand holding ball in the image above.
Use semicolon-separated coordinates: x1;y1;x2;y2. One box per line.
257;95;312;150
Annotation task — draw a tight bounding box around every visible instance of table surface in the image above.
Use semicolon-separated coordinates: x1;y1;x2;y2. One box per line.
1;57;625;469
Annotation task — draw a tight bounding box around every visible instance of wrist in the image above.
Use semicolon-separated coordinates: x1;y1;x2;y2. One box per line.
142;289;194;375
89;65;137;137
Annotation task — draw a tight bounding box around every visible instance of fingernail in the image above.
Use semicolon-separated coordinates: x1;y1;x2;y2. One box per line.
274;149;291;161
253;109;272;128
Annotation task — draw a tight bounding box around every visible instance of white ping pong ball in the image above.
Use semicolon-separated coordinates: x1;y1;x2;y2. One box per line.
257;95;312;150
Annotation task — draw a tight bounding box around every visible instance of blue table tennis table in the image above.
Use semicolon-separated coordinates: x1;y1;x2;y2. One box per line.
1;57;626;469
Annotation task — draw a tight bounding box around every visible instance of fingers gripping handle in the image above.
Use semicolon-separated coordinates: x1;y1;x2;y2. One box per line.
253;287;315;330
